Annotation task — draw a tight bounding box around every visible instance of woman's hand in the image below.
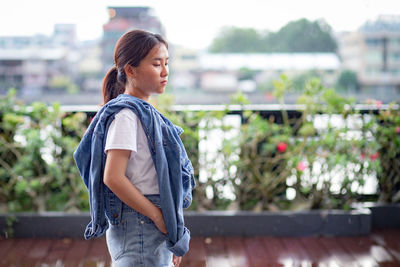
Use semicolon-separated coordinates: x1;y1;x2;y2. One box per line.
152;207;168;235
152;208;182;267
104;150;169;235
172;255;182;267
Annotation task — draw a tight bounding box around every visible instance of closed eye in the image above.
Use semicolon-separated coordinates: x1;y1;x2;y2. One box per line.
153;63;168;67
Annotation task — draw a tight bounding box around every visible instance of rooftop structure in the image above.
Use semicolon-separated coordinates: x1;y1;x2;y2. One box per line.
361;15;400;33
198;53;340;71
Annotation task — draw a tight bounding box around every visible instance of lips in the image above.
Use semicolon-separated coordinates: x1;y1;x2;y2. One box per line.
161;80;168;85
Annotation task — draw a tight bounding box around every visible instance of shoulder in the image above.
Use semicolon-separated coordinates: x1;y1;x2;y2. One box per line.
115;108;139;121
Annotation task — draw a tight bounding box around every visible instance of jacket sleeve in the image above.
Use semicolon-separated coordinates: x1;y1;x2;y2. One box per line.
73;121;109;239
166;227;191;256
174;124;196;209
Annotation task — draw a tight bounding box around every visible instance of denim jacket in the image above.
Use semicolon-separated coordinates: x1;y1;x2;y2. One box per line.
73;94;195;256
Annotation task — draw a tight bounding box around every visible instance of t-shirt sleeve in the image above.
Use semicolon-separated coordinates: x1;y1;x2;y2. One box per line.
105;110;138;157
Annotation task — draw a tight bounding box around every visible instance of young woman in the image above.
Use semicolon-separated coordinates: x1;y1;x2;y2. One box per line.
74;30;195;267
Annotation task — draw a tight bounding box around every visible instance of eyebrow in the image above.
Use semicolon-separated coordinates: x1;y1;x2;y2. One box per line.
153;57;169;61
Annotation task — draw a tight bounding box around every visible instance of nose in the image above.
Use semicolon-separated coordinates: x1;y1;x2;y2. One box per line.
161;64;168;77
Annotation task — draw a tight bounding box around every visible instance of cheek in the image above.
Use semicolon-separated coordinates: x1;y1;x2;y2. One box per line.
136;68;160;86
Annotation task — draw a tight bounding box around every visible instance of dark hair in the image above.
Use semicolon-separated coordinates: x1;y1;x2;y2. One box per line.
102;30;168;104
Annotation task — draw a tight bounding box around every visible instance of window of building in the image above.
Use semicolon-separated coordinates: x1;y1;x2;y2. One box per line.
366;67;380;76
13;75;23;83
364;51;382;64
390;53;400;62
365;38;382;47
0;60;21;67
182;55;196;60
389;68;400;75
389;38;400;46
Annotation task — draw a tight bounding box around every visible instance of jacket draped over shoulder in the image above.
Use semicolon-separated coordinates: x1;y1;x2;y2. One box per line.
73;94;195;256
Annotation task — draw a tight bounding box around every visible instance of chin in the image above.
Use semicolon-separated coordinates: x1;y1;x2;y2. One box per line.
158;87;166;94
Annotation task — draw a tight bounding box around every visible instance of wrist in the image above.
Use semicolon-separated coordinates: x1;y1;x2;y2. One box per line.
150;206;163;222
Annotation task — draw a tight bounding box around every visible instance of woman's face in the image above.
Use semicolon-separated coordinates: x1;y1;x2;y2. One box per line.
127;43;169;100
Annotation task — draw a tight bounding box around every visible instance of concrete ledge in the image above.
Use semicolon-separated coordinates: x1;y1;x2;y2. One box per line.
0;208;372;238
185;209;371;237
0;212;90;238
364;203;400;229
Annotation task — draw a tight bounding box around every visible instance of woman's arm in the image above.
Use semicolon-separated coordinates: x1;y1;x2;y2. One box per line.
103;149;167;234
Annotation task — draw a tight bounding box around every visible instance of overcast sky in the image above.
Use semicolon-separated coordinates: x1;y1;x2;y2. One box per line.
1;0;399;49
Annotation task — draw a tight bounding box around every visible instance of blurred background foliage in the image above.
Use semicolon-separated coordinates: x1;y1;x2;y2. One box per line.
0;75;399;213
209;18;337;53
0;89;89;212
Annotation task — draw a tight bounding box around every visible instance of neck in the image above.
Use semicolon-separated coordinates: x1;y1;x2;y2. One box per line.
124;88;149;102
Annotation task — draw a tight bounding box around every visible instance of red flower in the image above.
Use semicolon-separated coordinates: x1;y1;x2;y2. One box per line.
361;154;365;160
277;142;288;153
370;152;379;161
395;127;400;134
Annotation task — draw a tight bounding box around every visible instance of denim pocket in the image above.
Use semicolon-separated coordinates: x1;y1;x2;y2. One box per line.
106;220;126;261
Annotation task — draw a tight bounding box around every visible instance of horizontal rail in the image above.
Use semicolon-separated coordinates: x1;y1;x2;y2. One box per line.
59;103;398;113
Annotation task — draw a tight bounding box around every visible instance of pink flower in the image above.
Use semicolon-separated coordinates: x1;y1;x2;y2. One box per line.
361;154;365;160
376;100;382;109
297;162;306;172
277;142;288;153
370;152;379;161
395;127;400;134
264;92;274;101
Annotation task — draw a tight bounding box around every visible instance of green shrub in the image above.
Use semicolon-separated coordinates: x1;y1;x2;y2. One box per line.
0;80;398;213
0;90;89;212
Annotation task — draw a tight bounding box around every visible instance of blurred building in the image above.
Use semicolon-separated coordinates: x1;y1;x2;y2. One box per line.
0;35;51;49
101;6;166;74
170;50;340;94
338;15;400;100
0;47;72;97
0;24;77;50
0;25;75;97
77;40;103;92
169;47;200;90
53;24;78;48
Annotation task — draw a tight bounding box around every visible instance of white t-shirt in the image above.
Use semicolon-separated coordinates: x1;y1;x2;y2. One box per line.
104;108;159;195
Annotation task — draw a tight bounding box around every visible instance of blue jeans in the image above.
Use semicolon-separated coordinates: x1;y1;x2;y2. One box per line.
106;195;173;267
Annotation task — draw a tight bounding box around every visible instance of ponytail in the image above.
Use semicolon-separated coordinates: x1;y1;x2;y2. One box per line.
101;66;125;105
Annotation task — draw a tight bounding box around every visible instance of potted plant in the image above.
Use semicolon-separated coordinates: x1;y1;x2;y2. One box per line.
359;102;400;228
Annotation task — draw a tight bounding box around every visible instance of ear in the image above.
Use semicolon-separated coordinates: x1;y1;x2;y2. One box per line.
124;64;135;78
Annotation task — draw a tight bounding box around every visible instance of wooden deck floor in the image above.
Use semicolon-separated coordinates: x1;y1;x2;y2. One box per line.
0;229;399;267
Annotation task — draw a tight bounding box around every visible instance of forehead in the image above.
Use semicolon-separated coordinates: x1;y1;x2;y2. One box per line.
146;43;169;60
